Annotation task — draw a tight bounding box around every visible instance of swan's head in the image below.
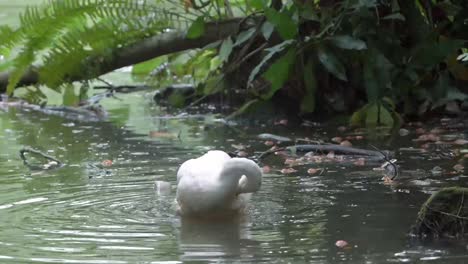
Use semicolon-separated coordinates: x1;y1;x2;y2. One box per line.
221;158;262;194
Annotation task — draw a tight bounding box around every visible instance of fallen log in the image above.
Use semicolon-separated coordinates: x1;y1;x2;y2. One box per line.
0;17;259;92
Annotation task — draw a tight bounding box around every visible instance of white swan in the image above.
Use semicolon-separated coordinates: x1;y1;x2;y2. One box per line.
176;150;262;218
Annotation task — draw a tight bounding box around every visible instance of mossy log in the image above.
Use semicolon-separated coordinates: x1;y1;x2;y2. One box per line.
411;187;468;238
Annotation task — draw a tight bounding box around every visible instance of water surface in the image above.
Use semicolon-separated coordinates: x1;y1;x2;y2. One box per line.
0;91;467;263
1;2;468;263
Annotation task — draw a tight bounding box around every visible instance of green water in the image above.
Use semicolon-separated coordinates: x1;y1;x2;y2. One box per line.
1;91;467;263
2;2;468;263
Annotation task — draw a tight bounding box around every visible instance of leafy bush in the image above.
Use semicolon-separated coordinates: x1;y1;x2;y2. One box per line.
1;0;467;126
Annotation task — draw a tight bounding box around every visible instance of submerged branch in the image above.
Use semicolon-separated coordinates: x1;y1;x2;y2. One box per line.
0;17;256;92
20;147;63;170
258;144;390;161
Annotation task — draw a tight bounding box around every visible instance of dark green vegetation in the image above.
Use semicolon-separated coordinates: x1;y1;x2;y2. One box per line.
412;187;468;238
0;0;468;126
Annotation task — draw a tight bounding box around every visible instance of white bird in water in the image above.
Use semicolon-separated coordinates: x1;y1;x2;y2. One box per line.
176;150;262;218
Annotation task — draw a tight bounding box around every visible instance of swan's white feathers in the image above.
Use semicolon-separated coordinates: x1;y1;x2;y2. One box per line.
176;150;262;217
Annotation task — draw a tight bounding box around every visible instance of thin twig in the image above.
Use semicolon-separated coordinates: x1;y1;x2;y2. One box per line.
20;147;63;170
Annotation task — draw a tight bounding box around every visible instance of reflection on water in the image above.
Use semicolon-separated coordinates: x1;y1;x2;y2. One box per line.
0;92;467;263
179;216;252;261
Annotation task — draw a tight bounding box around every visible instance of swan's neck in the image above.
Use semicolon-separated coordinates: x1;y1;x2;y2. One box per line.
219;158;262;194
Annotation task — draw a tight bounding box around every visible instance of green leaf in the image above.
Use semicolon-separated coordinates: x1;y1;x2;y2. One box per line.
379;104;394;127
247;40;294;86
301;58;317;113
249;0;266;11
203;74;224;95
132;56;167;76
330;35;367;50
168;93;186;108
209;56;222;71
219;37;233;63
186;17;205;39
363;48;393;102
350;105;367;126
234;28;256;47
264;8;298;40
262;47;297;99
383;13;405;21
261;21;275;40
317;46;347;81
62;84;78;106
411;39;464;69
391;0;400;12
227;99;260;119
365;102;379;126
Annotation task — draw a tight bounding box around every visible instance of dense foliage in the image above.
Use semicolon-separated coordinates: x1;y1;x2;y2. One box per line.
1;0;468;126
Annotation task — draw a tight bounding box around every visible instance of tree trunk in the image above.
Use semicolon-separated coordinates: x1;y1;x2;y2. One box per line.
0;17;258;93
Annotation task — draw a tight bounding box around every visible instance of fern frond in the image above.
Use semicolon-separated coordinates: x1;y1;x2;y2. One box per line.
1;0;192;94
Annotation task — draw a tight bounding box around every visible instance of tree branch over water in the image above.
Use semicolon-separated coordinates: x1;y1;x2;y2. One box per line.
0;17;254;93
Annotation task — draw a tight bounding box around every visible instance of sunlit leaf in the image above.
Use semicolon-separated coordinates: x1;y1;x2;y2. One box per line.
317;46;347;81
132;56;167;76
456;53;468;62
186;16;205;39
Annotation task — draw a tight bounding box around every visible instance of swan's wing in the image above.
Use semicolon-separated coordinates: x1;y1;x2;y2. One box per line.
177;150;231;184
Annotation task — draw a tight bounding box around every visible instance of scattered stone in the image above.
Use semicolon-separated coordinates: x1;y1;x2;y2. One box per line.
337;126;347;132
430;166;443;176
454;139;468;145
454;164;465;172
280;168;297;174
415;128;426;134
353;158;366;166
307;168;319;175
237;151;248;157
262;166;271;173
335;240;349;248
101;159;113;167
258;133;292;142
340;140;352;147
275;119;288;126
399;128;410;136
440;134;459;141
331;137;343;143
